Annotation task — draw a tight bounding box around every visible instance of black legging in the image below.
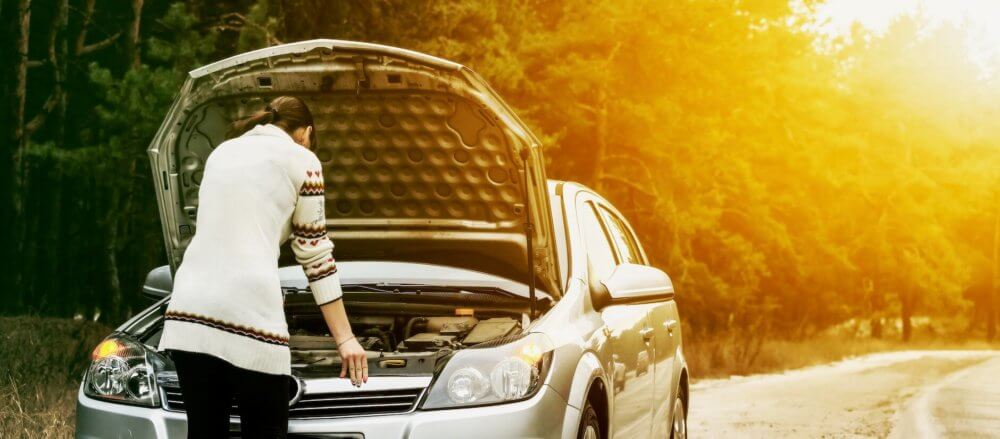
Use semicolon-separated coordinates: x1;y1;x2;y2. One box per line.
168;349;290;438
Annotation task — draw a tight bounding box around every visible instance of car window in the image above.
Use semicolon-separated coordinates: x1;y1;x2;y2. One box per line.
579;201;618;282
598;206;643;265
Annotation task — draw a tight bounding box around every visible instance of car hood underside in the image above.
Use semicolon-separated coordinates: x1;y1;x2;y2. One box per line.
147;40;560;297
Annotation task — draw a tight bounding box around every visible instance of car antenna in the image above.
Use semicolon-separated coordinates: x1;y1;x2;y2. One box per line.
518;147;537;319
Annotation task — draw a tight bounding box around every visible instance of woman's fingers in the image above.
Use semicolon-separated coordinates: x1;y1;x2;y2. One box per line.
355;354;365;386
355;354;367;384
337;339;367;386
350;356;360;386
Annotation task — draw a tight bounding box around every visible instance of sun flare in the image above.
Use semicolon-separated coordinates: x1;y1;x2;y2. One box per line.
818;0;1000;74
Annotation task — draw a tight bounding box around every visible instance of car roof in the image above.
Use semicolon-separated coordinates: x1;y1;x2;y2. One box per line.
547;179;603;202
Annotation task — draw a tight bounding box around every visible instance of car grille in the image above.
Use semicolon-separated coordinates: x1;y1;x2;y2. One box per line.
161;385;425;419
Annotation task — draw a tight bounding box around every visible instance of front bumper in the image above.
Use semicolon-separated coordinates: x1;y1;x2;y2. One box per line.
76;382;572;439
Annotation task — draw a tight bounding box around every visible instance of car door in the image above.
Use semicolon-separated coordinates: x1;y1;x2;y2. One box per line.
597;205;679;438
577;197;654;438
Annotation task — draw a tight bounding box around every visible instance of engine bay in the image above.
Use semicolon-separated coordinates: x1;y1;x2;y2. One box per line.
282;293;529;377
289;313;522;350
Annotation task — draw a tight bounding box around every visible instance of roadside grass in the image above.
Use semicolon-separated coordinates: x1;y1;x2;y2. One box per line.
0;316;110;438
685;328;998;379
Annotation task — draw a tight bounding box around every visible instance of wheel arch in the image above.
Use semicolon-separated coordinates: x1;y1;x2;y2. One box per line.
584;376;610;439
679;366;689;413
560;350;612;438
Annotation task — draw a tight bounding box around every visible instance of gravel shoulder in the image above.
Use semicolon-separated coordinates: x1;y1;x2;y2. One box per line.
688;351;998;438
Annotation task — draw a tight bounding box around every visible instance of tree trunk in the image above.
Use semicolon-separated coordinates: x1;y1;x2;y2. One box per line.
129;0;144;68
106;183;123;322
901;292;913;342
987;290;996;342
13;0;30;149
54;0;69;143
42;167;64;314
74;0;96;55
592;87;609;194
119;158;139;319
24;0;70;139
100;0;145;322
10;0;31;300
868;280;884;339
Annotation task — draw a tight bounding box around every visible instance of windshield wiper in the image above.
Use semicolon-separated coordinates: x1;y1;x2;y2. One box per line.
341;283;398;294
282;284;398;295
284;283;527;299
346;283;526;299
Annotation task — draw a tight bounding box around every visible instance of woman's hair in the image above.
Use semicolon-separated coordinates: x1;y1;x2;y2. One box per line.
227;96;316;146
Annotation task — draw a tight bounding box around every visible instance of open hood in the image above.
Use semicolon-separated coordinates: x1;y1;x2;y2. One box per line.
147;40;560;297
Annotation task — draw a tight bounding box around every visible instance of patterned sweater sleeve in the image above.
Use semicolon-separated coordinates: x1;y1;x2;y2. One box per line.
291;157;343;305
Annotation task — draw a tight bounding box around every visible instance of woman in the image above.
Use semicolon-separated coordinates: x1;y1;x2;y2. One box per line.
158;96;367;438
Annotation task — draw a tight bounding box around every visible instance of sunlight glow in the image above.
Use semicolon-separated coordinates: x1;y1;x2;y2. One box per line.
817;0;1000;74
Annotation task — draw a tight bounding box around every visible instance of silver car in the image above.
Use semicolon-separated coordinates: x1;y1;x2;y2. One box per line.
76;40;688;439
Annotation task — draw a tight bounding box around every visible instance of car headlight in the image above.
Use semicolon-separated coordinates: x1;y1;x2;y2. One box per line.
422;333;554;409
83;334;161;407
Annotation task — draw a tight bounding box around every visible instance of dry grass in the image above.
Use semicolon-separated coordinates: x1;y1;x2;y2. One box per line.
685;329;998;380
0;316;110;439
1;377;82;438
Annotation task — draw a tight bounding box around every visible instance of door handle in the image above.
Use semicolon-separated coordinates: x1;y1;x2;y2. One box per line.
640;327;654;341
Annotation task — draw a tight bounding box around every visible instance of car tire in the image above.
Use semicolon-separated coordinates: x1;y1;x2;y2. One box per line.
578;400;602;439
670;394;687;439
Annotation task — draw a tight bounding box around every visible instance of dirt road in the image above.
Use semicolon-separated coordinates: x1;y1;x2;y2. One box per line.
687;351;1000;438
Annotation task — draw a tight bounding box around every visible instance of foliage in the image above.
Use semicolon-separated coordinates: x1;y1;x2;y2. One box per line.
1;0;997;342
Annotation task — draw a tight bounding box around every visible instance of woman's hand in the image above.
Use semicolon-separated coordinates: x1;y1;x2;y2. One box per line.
337;336;368;387
317;299;368;387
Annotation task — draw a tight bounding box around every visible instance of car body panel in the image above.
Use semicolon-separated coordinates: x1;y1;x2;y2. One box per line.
77;383;570;439
79;181;688;439
650;302;681;438
536;183;687;439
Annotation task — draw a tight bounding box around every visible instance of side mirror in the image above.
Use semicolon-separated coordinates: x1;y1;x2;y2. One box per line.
591;263;674;310
142;265;173;300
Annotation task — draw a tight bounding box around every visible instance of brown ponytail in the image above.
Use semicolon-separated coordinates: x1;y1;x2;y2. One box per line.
227;96;316;144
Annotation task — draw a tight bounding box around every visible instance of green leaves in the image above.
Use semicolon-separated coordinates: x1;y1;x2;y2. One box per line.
9;0;998;340
147;3;216;69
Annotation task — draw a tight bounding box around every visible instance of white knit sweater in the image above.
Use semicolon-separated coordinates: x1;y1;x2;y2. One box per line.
159;123;342;376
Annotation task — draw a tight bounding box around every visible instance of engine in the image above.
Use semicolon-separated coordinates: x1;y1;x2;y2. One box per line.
285;305;525;375
288;314;521;352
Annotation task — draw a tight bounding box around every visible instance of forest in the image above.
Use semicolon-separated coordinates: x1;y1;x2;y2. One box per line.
2;0;998;350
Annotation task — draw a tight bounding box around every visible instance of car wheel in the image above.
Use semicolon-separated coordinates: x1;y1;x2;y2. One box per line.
578;400;602;439
670;395;687;439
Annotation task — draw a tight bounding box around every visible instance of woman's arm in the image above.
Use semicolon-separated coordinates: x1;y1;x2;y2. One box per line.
291;162;368;386
319;299;368;385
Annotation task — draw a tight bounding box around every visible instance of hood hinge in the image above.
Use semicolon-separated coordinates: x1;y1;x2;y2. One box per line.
354;57;370;96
